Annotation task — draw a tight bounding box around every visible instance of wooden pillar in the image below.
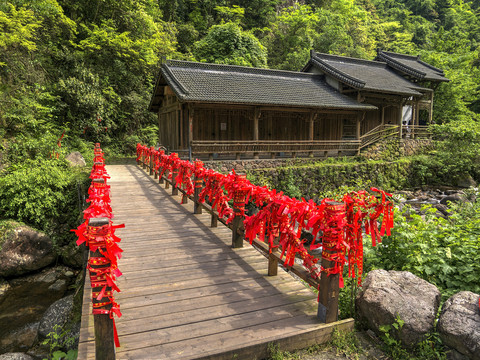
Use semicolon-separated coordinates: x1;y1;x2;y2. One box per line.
179;107;184;149
253;107;260;159
309;113;315;140
188;106;194;145
398;104;403;139
381;106;385;126
88;217;115;360
429;91;434;124
308;112;316;157
193;161;203;214
413;99;420;135
317;202;344;323
356;113;362;155
253;107;260;141
356;113;361;140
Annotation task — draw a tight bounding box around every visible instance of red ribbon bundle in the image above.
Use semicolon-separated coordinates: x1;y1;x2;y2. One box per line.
71;144;123;347
137;143;394;290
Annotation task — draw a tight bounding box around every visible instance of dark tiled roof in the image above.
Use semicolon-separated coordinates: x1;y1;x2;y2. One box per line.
149;60;376;112
376;50;449;82
303;52;429;96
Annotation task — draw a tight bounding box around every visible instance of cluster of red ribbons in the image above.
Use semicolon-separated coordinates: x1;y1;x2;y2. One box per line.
72;143;123;347
137;144;394;288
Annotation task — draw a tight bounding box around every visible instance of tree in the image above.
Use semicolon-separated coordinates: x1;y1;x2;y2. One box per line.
193;22;267;67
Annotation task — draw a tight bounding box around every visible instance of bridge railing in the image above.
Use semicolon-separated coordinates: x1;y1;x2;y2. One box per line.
73;144;124;360
137;143;394;323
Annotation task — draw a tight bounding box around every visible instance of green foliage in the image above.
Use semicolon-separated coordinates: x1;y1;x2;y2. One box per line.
0;157;86;233
430;119;480;182
364;201;480;299
42;324;78;360
378;316;447;360
193;22;267;67
328;328;362;358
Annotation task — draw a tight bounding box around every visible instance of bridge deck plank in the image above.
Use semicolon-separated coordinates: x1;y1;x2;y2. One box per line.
77;164;353;359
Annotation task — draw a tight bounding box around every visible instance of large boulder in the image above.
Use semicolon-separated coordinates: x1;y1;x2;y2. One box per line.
38;295;74;339
356;269;441;347
0;323;39;355
0;266;75;353
0;354;35;360
0;224;55;278
65;151;86;167
59;242;86;269
456;174;477;188
437;291;480;360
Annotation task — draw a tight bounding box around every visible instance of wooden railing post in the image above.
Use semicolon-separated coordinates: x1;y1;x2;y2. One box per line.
194;161;203;214
171;168;179;196
268;223;280;276
149;147;154;175
88;217;115;360
158;154;164;184
210;179;218;227
232;173;247;248
165;169;170;189
317;201;344;323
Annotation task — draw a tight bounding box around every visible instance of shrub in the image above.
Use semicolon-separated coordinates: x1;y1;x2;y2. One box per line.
0;158;88;237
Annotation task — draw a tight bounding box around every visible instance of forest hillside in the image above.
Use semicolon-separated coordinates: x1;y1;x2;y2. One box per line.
1;0;479;159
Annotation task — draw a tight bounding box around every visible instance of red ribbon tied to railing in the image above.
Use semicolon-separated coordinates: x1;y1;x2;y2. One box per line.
71;144;123;347
137;143;394;290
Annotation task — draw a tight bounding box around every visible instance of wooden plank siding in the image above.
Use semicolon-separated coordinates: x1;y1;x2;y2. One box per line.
77;165;354;359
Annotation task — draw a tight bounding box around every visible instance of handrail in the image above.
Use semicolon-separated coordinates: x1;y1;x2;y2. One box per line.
191;139;361;154
402;125;431;139
137;144;394;323
360;124;399;149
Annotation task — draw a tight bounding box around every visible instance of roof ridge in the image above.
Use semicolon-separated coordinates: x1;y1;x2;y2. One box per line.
378;50;446;76
164;59;316;79
309;54;366;88
417;59;445;75
312;52;387;67
380;50;419;60
376;52;426;79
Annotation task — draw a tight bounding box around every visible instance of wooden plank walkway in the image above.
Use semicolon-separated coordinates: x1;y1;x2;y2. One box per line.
78;164;353;360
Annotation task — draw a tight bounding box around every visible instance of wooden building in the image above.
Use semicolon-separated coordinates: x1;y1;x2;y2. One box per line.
149;60;376;159
149;51;448;159
302;50;449;138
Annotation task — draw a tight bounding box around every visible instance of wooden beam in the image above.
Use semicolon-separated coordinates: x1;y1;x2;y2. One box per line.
159;102;181;115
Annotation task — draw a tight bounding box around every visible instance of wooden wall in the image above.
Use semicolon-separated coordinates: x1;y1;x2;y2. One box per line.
159;102;368;149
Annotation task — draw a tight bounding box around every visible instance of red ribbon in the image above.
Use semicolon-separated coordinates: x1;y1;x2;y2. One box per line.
135;143;395;291
71;144;123;347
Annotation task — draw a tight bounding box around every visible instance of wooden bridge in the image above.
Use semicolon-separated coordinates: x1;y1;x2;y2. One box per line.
77;163;353;359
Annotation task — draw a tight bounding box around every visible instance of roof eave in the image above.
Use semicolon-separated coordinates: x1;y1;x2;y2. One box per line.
182;99;377;111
